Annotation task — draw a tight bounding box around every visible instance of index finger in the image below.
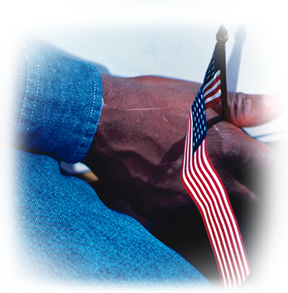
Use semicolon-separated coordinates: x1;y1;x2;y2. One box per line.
212;92;285;127
206;108;277;170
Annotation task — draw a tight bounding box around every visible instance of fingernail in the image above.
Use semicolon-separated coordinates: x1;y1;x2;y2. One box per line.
262;94;286;108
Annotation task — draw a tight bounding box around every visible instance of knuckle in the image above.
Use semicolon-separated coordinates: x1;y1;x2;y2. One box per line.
228;92;252;125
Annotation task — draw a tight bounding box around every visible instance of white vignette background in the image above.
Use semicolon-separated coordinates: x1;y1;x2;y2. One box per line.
0;1;287;293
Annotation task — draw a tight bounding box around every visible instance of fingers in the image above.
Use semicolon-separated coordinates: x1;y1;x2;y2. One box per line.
212;92;285;127
206;108;277;170
235;127;277;169
206;108;277;201
225;175;258;202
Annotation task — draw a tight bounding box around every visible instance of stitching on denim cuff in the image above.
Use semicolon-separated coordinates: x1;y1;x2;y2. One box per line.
16;46;41;142
23;50;40;137
69;68;98;162
16;46;30;138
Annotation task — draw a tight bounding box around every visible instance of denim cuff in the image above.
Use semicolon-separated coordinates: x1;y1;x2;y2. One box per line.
13;43;103;163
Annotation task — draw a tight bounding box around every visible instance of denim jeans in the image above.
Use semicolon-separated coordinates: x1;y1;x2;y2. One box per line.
11;42;211;286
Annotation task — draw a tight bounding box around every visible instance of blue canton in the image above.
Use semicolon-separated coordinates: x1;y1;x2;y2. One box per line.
192;89;207;154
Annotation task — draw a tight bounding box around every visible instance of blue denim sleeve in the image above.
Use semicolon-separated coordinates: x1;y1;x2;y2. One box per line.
12;42;103;163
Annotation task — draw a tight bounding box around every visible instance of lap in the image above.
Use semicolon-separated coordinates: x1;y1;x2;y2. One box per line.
12;149;211;287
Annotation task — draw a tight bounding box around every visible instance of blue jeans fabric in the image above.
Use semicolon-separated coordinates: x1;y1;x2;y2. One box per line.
13;42;102;163
11;42;211;286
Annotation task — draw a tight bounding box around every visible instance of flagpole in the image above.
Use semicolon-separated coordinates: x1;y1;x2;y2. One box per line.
216;25;228;121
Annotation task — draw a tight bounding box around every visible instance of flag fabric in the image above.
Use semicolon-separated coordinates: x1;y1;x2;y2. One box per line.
181;43;250;289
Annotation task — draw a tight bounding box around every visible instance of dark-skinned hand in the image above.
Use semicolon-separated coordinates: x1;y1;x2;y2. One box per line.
82;74;279;222
82;74;282;283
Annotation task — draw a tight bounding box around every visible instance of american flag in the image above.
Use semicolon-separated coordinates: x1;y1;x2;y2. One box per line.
181;43;250;288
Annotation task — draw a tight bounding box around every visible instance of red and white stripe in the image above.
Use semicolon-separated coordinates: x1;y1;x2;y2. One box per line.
203;70;221;109
181;109;250;289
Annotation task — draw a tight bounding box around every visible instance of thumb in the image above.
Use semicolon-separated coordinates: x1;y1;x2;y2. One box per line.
226;178;258;202
212;92;285;127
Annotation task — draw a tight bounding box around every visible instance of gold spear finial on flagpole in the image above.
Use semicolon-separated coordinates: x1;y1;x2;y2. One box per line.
216;25;228;121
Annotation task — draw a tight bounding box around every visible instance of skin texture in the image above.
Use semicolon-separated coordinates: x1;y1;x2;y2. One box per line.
82;74;281;283
82;74;279;221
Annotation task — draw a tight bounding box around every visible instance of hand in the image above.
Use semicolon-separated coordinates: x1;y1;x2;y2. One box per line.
82;75;280;223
